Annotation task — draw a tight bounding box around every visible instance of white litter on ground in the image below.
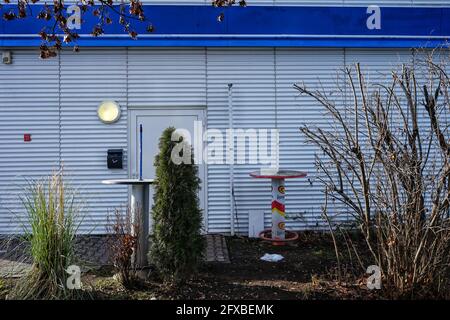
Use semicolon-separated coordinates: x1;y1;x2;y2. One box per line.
260;253;284;262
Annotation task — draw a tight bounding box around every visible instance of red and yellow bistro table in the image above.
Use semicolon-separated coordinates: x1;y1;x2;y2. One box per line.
250;170;307;245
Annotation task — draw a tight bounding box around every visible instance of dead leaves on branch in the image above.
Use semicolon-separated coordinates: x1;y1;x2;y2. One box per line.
212;0;246;22
2;0;247;58
2;0;154;58
212;0;247;8
37;6;52;21
2;10;15;20
39;44;57;59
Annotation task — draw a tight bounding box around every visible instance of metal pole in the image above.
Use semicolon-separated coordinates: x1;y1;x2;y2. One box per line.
228;83;235;236
139;124;143;181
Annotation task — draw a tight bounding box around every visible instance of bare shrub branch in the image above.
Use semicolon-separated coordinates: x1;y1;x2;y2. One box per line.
296;49;450;298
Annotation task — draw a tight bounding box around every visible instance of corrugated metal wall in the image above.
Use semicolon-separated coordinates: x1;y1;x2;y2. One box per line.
128;49;207;108
1;47;419;234
206;49;276;234
0;51;60;233
275;49;346;231
0;49;129;234
59;49;128;233
62;0;450;6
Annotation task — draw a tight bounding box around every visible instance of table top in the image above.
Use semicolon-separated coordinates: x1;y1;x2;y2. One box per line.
249;170;307;179
102;179;154;185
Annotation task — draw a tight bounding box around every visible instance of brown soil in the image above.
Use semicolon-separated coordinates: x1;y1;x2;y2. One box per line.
85;232;379;300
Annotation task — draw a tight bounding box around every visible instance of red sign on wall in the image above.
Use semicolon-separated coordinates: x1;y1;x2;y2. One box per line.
24;134;31;142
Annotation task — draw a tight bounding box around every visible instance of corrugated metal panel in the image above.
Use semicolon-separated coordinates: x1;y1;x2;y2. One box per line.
63;0;207;4
344;48;412;136
345;49;412;84
344;49;448;220
60;49;128;234
344;49;413;224
1;46;445;235
342;0;413;6
206;48;276;234
410;51;441;210
276;49;347;230
122;0;449;5
139;0;207;4
276;1;414;6
413;1;449;6
64;0;442;7
0;50;60;234
408;50;449;211
45;0;450;7
128;49;206;107
137;0;268;5
275;0;343;5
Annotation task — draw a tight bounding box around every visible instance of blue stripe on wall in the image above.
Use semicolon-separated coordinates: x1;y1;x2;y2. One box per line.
1;5;449;48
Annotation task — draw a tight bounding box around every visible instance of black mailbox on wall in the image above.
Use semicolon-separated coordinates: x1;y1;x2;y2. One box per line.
107;149;123;169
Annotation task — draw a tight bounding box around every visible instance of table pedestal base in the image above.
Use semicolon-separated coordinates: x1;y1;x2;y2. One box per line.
130;184;150;268
271;178;286;241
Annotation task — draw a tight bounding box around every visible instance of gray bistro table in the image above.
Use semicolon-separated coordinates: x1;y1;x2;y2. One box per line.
102;179;154;268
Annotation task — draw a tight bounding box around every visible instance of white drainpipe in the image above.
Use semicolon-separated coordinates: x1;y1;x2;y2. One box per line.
228;83;235;236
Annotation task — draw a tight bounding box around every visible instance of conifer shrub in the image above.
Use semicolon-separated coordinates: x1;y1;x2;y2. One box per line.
150;127;205;284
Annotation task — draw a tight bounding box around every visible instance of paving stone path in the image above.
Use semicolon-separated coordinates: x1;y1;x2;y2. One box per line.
205;234;230;263
0;234;229;277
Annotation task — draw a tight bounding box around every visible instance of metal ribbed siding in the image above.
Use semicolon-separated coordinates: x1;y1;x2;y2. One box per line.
128;49;206;108
342;0;412;5
276;1;447;6
276;49;347;231
278;1;408;5
139;0;207;4
344;49;412;227
344;49;447;219
64;0;450;6
0;46;445;235
206;49;276;234
0;50;59;233
345;49;412;79
137;1;445;5
412;1;449;5
60;49;128;234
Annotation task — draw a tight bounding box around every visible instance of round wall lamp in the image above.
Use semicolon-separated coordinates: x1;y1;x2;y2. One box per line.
97;100;121;124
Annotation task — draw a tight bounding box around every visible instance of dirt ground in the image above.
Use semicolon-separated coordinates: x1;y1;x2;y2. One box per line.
80;232;379;300
1;232;448;300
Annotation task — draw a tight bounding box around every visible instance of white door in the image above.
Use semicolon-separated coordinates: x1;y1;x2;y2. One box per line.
129;108;207;231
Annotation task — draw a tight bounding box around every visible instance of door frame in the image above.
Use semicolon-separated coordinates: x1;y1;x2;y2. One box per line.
127;106;208;232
